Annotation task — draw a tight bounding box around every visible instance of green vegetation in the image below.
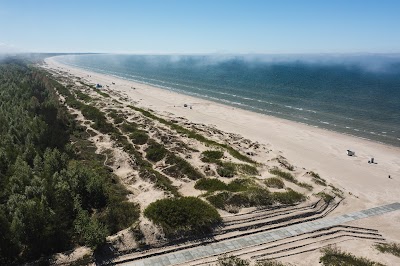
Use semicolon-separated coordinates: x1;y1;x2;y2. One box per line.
164;154;204;180
316;192;335;203
320;245;385;266
108;109;124;124
269;168;297;183
375;242;400;257
128;105;256;164
258;260;288;266
265;177;285;189
273;188;306;204
144;197;222;237
270;167;312;191
206;186;305;211
217;255;290;266
195;178;228;191
94;88;110;98
145;141;167;162
201;150;224;163
298;182;314;191
0;60;140;264
217;255;250;266
310;171;327;186
129;130;149;145
217;163;236;177
236;163;259;175
75;90;93;102
195;178;254;192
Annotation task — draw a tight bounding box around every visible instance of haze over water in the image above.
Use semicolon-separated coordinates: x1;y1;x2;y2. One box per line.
56;54;400;147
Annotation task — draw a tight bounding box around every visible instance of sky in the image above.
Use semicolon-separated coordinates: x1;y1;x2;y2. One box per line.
0;0;400;54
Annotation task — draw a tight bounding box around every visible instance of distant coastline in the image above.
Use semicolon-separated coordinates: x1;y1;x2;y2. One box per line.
52;54;400;148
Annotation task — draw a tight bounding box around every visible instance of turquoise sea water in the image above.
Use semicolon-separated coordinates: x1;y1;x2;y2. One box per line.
54;54;400;147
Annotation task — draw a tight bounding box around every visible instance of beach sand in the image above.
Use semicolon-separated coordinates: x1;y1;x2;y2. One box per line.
44;56;400;265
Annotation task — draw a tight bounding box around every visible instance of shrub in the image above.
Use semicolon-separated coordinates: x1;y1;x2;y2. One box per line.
101;201;140;234
217;163;236;177
265;177;285;189
206;192;232;209
201;150;224;163
120;122;138;133
273;188;306;205
236;163;259;175
207;188;274;210
320;245;384;266
218;255;250;266
144;197;222;237
227;178;254;192
164;154;204;180
375;242;400;257
269;168;297;183
195;178;227;191
256;260;292;266
130;130;149;145
145;141;167;162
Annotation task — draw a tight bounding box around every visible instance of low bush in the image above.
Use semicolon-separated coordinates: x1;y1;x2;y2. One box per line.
207;188;274;210
218;255;250;266
217;163;236;177
100;201;140;234
195;178;227;192
201;150;224;163
144;197;222;237
164;154;204;180
273;188;306;205
130;130;149;145
227;178;254;192
145;141;167;162
236;163;259;175
320;245;384;266
265;177;285;189
195;178;253;193
75;90;92;102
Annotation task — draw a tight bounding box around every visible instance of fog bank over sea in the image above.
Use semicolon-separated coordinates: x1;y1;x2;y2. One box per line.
55;54;400;147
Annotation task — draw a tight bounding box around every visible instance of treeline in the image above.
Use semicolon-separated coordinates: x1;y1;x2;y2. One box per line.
0;59;139;264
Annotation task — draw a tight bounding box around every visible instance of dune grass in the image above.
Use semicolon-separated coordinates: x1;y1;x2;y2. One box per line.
310;171;327;186
316;192;334;203
375;242;400;257
269;168;297;183
201;150;224;163
127;105;256;164
195;178;254;192
298;182;314;191
320;245;385;266
206;187;305;210
265;177;285;189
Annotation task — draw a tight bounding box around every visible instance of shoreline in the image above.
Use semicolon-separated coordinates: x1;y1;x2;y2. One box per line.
44;56;400;207
50;57;400;149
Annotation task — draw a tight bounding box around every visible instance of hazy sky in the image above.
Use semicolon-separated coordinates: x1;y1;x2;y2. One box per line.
1;0;399;54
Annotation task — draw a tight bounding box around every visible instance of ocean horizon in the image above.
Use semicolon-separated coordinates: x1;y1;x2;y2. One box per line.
54;54;400;147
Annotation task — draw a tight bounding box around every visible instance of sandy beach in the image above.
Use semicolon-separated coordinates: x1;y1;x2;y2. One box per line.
45;56;400;207
43;56;400;265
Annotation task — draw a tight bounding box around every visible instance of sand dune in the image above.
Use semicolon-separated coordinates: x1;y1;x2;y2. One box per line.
44;56;400;265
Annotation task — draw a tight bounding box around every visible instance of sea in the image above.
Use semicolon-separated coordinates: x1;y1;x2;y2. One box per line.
54;54;400;147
